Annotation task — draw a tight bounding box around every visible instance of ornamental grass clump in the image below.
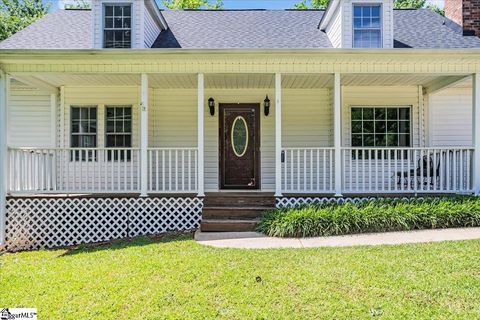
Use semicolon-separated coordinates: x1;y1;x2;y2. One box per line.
257;197;480;238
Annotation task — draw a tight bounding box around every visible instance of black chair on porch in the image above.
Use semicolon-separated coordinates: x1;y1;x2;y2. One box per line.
396;153;441;188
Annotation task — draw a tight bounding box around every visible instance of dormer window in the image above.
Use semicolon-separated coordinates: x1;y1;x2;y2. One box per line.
353;4;382;48
104;4;132;48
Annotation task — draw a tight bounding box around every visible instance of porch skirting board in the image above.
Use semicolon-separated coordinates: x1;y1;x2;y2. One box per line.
4;196;203;251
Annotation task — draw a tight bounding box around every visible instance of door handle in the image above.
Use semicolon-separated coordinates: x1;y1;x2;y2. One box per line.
281;150;285;163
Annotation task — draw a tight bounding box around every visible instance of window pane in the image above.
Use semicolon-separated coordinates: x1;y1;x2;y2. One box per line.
372;6;380;16
354;18;362;28
107;135;116;147
123;5;131;16
375;134;386;146
354;6;362;16
364;134;375;146
123;18;131;29
114;17;122;29
387;108;398;120
72;107;80;120
351;121;362;133
124;120;132;133
72;120;80;133
362;6;371;16
399;108;410;120
71;135;79;147
351;108;362;120
387;121;398;133
372;17;380;28
124;135;131;147
352;134;362;146
386;134;398;147
399;121;410;133
105;18;113;28
116;120;124;133
80;108;89;119
399;134;410;147
105;5;113;16
362;108;373;120
374;121;386;133
90;108;97;120
374;108;386;120
107;120;115;133
114;5;122;15
363;121;374;133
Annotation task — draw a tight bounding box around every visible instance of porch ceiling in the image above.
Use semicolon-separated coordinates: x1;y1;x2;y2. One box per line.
11;73;471;90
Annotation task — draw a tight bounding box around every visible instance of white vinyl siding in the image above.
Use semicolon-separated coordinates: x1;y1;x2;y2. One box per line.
8;87;53;147
325;4;343;48
144;5;161;48
429;87;472;147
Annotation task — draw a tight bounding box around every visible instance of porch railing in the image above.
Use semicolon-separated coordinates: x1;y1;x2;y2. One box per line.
147;148;198;193
8;147;141;193
281;148;335;193
341;147;474;193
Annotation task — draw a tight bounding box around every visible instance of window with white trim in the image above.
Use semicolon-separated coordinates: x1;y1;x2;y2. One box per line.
353;4;382;48
106;106;132;161
71;106;97;161
104;4;132;48
351;107;411;147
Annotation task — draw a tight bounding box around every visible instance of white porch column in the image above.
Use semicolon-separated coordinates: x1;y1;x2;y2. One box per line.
473;73;480;195
140;73;149;197
334;73;342;196
197;73;205;197
0;70;7;245
275;73;282;197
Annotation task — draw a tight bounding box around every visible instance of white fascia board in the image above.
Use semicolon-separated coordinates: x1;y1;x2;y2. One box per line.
145;0;168;30
319;0;341;31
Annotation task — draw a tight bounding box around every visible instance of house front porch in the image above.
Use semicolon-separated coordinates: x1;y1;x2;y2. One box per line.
4;72;478;197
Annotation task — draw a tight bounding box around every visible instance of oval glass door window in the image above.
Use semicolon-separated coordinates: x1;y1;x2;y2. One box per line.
231;116;249;157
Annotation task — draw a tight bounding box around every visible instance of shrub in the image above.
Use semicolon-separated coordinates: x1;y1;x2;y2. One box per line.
256;197;480;238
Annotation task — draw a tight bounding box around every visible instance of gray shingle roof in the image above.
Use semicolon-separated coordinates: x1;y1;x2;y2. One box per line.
154;10;331;48
1;8;480;50
0;10;91;49
393;9;480;48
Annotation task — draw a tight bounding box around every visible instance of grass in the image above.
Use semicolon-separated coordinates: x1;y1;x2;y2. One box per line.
257;197;480;238
1;235;480;319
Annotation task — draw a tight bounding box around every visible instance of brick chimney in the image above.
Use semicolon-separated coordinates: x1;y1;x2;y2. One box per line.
445;0;480;36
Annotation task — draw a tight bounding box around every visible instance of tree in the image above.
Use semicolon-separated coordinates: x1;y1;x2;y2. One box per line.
293;0;443;14
64;0;91;10
0;0;50;41
162;0;223;10
293;0;329;10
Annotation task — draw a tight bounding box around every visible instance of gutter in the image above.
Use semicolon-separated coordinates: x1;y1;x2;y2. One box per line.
0;48;480;56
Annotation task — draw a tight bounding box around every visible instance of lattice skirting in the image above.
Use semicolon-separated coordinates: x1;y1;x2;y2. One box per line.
276;196;424;208
5;197;203;251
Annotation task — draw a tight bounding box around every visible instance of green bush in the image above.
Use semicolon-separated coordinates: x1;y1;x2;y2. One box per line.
256;197;480;238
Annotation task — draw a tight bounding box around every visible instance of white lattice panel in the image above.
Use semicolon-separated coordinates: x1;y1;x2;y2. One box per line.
276;196;418;208
129;197;202;237
5;197;203;251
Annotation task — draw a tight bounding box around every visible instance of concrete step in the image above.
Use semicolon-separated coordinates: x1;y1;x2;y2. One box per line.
202;206;273;219
200;219;259;232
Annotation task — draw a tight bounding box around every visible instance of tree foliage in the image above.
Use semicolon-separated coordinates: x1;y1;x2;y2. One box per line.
293;0;443;15
0;0;49;41
162;0;223;10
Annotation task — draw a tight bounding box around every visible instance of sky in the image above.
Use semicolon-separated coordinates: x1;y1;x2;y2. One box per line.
56;0;445;10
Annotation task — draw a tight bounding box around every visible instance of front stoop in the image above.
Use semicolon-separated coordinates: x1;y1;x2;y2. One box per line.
200;192;275;232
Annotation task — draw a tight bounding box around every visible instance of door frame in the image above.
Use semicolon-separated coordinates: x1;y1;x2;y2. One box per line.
219;103;261;190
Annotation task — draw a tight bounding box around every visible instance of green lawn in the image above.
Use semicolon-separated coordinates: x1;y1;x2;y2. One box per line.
1;235;480;319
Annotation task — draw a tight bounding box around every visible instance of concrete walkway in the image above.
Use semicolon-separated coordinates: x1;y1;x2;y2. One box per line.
195;227;480;249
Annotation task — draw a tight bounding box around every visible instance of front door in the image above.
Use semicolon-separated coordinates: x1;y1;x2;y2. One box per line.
219;104;260;189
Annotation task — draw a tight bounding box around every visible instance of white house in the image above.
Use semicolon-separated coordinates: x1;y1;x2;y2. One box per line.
1;0;480;250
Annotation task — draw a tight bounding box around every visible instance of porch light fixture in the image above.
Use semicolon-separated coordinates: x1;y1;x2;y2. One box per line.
208;97;215;116
264;95;271;116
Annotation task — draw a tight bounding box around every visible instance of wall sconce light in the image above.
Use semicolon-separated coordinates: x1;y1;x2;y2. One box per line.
264;95;270;116
208;97;215;116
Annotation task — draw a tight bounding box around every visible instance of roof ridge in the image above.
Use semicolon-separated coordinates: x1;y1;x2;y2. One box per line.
162;9;324;12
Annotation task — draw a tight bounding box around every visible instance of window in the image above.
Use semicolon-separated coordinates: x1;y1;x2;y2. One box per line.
106;106;132;161
351;107;411;147
71;106;97;161
353;4;382;48
104;4;132;48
